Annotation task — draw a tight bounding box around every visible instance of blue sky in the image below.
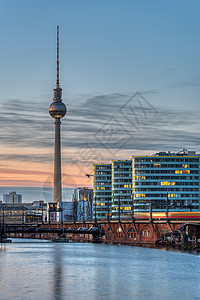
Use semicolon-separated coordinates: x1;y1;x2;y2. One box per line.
1;1;199;100
0;0;200;189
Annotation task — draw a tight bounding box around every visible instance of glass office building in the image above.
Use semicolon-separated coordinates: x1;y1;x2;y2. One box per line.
112;160;133;220
93;150;200;220
133;151;200;212
93;163;112;220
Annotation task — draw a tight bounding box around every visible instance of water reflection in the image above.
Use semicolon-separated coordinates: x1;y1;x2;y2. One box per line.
93;245;114;299
0;241;200;300
0;242;7;252
158;245;200;255
52;244;64;300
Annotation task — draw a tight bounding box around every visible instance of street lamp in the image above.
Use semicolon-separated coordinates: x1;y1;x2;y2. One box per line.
118;194;121;222
131;194;135;222
94;196;97;224
166;193;169;221
149;200;153;223
41;203;44;227
107;197;110;222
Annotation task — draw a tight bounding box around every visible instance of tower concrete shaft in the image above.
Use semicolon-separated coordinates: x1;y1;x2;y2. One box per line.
53;118;62;203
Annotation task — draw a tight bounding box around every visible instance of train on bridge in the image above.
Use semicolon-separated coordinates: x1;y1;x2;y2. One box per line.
134;210;200;220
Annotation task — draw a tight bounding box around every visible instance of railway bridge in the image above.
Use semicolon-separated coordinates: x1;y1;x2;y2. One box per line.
2;211;200;246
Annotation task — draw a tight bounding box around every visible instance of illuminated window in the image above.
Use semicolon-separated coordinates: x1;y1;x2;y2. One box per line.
175;170;190;174
161;181;170;186
124;207;131;210
116;227;124;238
183;170;190;174
168;194;176;198
135;194;145;198
124;184;132;188
153;164;161;167
101;187;105;190
182;164;189;168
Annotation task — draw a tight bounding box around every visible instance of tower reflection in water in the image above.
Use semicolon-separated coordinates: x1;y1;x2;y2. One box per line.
52;244;64;300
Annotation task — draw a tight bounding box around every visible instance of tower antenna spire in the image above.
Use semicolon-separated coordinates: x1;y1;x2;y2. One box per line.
56;25;60;87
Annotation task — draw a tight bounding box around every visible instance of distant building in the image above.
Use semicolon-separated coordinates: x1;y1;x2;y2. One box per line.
32;200;45;208
3;191;22;204
76;188;93;221
47;187;93;222
0;201;47;224
0;203;31;223
47;202;74;223
29;201;47;223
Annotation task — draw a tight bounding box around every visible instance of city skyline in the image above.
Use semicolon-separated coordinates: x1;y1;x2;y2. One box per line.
0;1;200;188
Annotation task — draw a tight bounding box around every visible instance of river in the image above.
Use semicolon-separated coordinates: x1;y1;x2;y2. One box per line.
0;239;200;300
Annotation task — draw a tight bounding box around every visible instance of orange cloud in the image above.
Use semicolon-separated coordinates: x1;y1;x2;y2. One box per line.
0;165;93;188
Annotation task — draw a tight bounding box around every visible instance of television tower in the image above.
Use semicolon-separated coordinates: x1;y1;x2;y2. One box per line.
49;26;67;203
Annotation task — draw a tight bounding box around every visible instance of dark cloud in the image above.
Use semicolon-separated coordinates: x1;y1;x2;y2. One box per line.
0;154;52;164
0;93;200;165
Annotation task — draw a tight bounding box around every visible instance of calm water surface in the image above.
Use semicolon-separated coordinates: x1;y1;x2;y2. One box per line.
0;240;200;300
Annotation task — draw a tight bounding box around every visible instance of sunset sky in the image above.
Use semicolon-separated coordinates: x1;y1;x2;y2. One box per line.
0;0;200;189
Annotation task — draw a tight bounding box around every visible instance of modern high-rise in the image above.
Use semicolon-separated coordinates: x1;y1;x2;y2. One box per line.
93;163;112;221
132;150;200;212
111;160;132;220
93;150;200;220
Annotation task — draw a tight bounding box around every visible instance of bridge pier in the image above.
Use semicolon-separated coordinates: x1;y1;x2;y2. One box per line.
101;221;177;246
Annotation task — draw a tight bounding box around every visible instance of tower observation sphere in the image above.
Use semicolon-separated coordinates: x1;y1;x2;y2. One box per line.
49;96;67;119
